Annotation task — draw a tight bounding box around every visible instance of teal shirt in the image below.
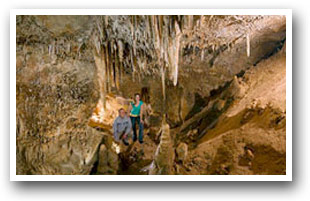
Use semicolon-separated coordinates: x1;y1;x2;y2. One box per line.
130;101;143;117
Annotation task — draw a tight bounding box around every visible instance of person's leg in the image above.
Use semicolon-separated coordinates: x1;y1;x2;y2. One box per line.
131;116;137;141
122;130;129;146
125;131;131;143
138;117;144;143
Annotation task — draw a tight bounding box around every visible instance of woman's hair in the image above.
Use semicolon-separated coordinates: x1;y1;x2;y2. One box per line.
133;93;141;104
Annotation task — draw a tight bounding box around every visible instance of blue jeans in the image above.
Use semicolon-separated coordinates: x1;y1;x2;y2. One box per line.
130;116;144;143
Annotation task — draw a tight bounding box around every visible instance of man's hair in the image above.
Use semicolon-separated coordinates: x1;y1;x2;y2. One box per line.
118;108;125;113
134;93;140;97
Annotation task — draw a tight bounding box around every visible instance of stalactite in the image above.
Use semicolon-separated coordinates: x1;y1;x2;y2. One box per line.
104;43;111;93
157;16;164;61
130;49;135;82
52;40;56;57
153;16;161;61
112;57;116;89
161;65;166;105
160;17;165;61
113;43;120;91
162;17;168;67
137;54;142;74
117;40;124;85
132;16;137;57
89;15;261;97
66;43;70;54
199;15;204;28
93;34;101;55
143;53;147;71
48;44;52;56
104;16;109;28
117;59;122;89
150;16;156;48
130;16;134;38
96;18;104;40
246;32;251;57
94;51;107;109
109;43;114;90
110;41;116;89
167;20;182;86
208;15;214;28
147;15;152;42
186;15;193;30
201;49;205;61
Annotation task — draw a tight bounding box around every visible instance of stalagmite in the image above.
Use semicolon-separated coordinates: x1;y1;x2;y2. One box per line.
246;32;251;57
149;122;174;175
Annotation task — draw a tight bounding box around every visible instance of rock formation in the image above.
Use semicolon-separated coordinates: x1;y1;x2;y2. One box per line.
149;122;175;175
176;142;188;163
16;15;286;175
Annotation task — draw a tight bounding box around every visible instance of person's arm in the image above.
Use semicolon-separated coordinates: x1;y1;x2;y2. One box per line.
140;103;144;123
128;103;132;115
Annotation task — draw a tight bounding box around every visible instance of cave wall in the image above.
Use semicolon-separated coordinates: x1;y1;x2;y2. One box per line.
16;16;103;174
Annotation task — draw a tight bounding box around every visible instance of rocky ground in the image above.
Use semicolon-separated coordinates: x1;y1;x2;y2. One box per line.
173;46;286;175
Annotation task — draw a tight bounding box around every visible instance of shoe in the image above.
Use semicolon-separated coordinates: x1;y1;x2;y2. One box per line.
133;137;137;142
122;139;129;146
139;141;144;144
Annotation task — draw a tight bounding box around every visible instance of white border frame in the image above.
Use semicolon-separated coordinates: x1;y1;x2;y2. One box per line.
10;9;292;181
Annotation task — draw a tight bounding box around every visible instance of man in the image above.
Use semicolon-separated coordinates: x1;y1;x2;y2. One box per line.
128;93;144;144
113;108;132;146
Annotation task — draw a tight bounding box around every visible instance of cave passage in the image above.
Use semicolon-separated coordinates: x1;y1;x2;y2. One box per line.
16;15;287;175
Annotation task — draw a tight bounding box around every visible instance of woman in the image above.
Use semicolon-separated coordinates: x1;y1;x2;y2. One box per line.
128;93;144;144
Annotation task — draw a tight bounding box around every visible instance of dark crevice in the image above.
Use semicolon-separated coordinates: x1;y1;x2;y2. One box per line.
184;93;209;121
253;38;286;66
